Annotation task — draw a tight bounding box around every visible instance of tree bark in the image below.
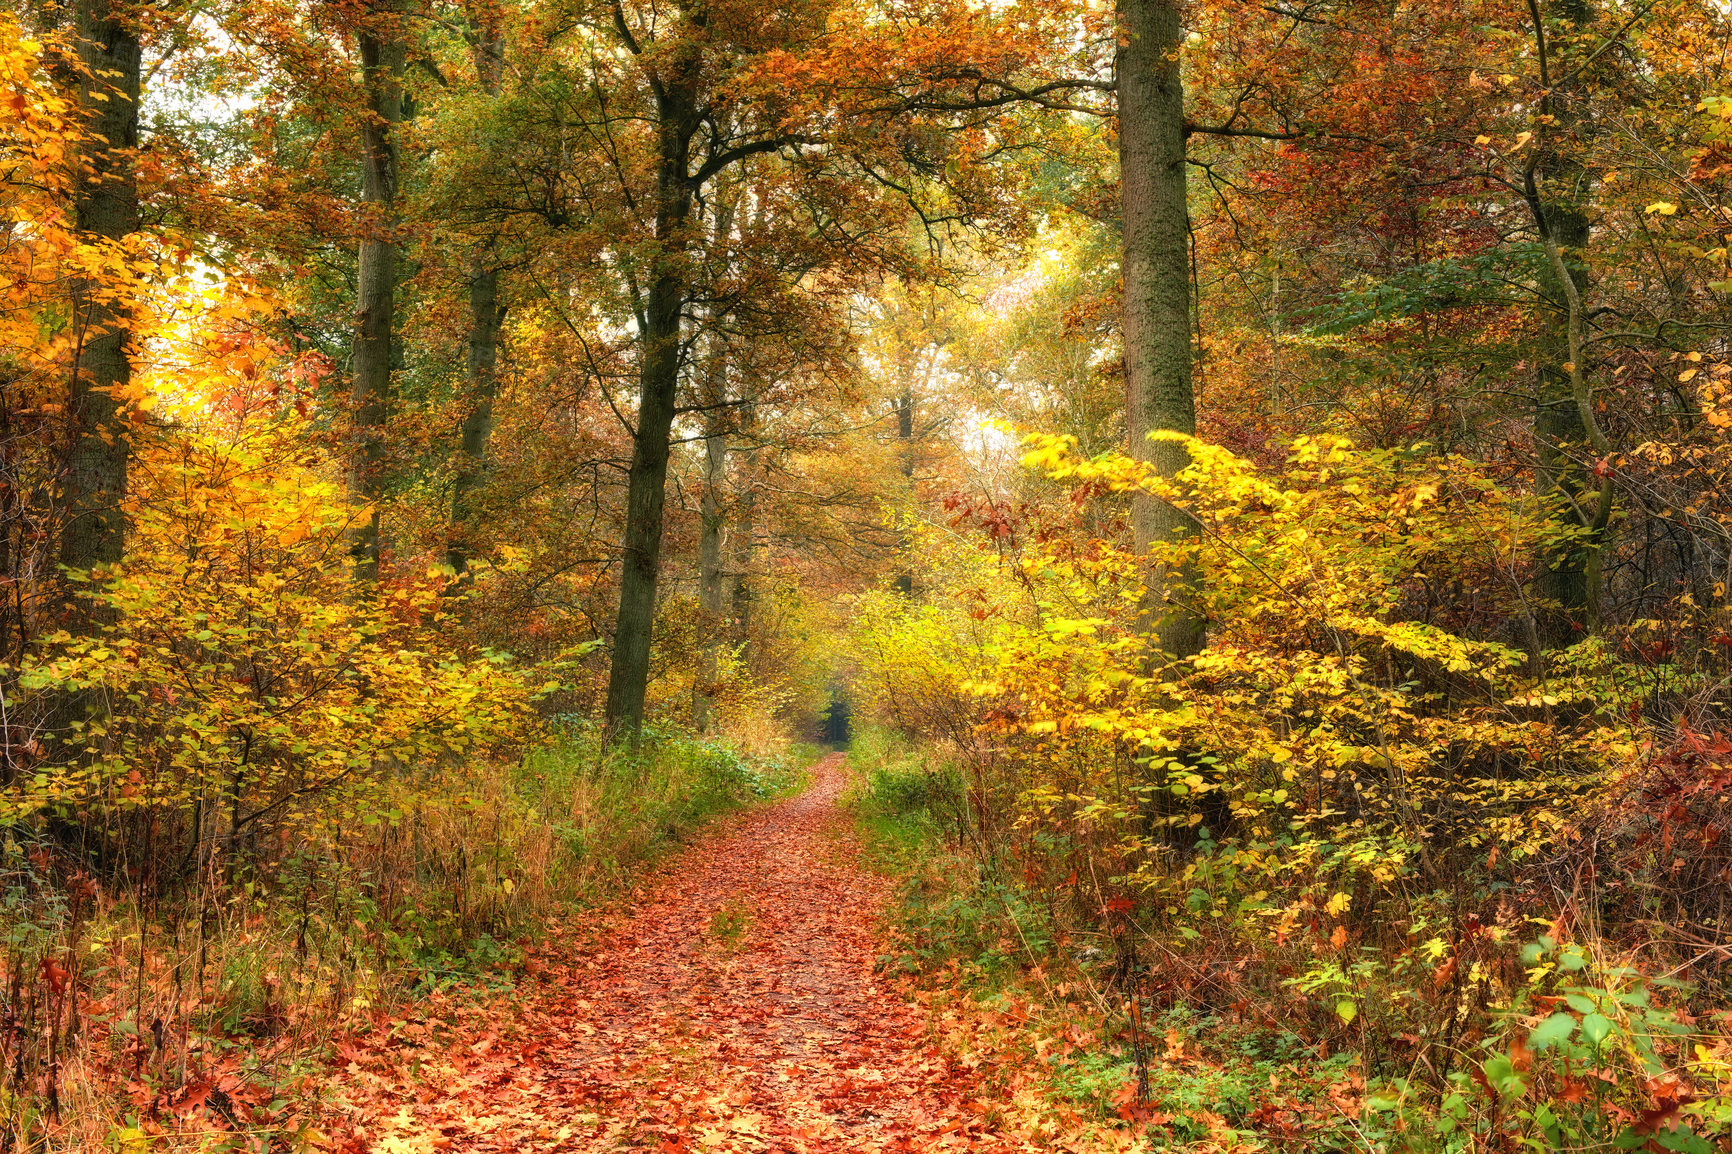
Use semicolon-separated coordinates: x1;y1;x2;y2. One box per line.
1533;202;1593;637
62;0;139;597
447;11;507;580
1530;0;1602;643
892;387;914;595
447;263;504;577
347;17;404;586
1118;0;1202;658
603;49;700;742
693;421;727;732
730;444;757;663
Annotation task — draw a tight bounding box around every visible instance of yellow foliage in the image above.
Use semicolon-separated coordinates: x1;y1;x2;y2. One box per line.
855;431;1646;923
10;308;540;839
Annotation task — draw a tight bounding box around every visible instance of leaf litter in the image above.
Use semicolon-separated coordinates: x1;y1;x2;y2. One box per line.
339;755;1044;1153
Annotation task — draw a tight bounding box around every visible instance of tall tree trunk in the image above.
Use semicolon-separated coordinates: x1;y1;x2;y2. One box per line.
447;13;507;580
62;0;139;601
603;271;683;740
603;72;699;742
447;262;503;578
1533;202;1593;638
729;444;757;664
49;0;138;763
1118;0;1202;658
892;386;914;595
692;192;737;732
693;421;727;732
1531;0;1602;644
347;17;404;586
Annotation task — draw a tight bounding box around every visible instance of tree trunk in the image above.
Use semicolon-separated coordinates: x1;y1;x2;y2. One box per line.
447;12;507;580
1533;202;1593;638
602;275;682;741
347;19;404;586
893;387;914;595
730;445;757;662
62;0;139;598
693;423;727;732
1531;0;1601;644
603;74;699;742
447;262;503;577
1118;0;1202;658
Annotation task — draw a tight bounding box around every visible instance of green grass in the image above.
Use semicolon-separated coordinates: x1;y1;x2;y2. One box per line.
707;895;753;949
516;720;806;900
845;725;964;870
844;725;1050;982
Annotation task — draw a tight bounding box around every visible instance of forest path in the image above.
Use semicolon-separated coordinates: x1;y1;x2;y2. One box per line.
364;753;1029;1153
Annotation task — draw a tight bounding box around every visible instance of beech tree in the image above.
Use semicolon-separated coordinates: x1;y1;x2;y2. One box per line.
1118;0;1201;656
63;0;138;613
345;1;405;585
444;4;510;581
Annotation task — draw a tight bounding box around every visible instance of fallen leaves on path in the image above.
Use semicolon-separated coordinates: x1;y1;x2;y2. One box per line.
340;755;1050;1153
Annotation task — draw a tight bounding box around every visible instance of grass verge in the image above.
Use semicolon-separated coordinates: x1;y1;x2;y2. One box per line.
8;724;806;1151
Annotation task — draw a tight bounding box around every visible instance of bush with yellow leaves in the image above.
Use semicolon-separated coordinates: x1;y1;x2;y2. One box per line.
10;339;542;882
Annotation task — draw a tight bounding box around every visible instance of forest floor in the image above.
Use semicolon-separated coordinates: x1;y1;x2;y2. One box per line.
339;753;1037;1154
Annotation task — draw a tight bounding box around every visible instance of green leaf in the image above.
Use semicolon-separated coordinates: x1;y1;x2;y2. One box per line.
1529;1012;1576;1050
1336;999;1357;1024
1565;993;1597;1014
1654;1126;1713;1154
1581;1013;1614;1047
1482;1054;1524;1096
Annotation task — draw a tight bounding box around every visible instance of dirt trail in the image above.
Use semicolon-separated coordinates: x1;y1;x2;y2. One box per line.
367;754;1026;1153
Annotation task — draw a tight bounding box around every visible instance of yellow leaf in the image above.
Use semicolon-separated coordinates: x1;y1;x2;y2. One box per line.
1646;201;1679;215
1474;134;1492;145
1326;892;1351;917
110;1129;150;1154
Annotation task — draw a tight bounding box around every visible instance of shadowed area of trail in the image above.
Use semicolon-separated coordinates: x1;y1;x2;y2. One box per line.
367;754;1029;1153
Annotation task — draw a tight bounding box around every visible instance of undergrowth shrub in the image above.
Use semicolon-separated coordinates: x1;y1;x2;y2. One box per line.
852;725;967;846
850;725;1054;983
848;433;1732;1151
